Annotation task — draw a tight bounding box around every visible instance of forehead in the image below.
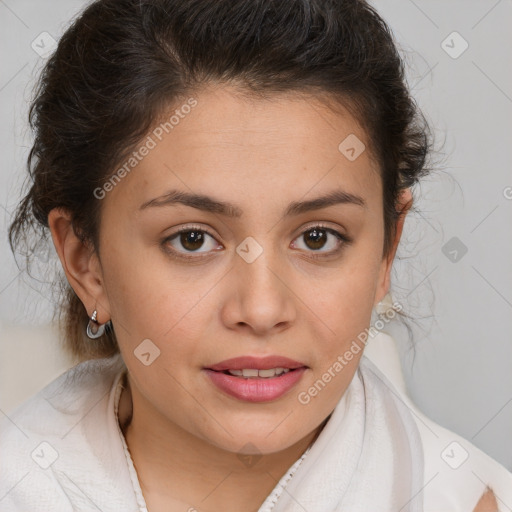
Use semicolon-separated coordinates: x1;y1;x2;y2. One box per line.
104;85;382;216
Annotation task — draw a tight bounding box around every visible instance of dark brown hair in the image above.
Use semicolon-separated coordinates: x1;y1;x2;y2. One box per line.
8;0;432;362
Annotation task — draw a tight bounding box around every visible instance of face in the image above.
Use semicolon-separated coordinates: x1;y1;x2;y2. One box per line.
82;85;394;455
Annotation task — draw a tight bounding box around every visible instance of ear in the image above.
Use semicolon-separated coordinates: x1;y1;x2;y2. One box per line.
374;188;413;306
47;207;111;324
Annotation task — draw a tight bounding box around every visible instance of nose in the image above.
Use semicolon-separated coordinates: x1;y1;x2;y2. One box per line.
220;244;297;336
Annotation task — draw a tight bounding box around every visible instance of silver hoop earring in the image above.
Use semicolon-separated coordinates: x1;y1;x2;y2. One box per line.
86;309;108;339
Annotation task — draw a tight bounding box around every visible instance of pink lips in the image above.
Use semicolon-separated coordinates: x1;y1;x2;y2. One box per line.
204;355;308;403
207;355;306;371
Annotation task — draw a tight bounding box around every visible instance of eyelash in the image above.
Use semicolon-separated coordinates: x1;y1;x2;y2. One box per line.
161;223;352;261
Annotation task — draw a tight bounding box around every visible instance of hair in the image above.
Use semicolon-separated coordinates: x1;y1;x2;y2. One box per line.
8;0;432;363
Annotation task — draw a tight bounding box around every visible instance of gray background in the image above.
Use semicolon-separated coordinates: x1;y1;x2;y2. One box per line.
0;1;511;469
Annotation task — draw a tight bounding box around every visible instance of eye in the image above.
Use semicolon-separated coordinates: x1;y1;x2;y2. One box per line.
162;223;351;261
290;224;350;257
162;225;222;258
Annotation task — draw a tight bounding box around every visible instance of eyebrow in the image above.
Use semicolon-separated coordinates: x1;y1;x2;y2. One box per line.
139;188;366;217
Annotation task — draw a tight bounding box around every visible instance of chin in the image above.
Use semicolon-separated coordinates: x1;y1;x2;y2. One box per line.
195;417;311;456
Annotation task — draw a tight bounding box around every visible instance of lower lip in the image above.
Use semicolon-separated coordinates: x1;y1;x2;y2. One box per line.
203;368;307;403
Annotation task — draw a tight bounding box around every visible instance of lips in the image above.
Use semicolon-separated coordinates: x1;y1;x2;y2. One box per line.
203;355;308;402
206;355;307;372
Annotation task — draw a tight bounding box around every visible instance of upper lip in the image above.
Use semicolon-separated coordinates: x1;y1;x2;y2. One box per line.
206;356;307;371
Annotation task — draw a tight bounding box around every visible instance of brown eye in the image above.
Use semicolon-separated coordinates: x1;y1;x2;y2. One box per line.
163;227;222;257
291;225;349;256
303;227;328;250
179;230;205;251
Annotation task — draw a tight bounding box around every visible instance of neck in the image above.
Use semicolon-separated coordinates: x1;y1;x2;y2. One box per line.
118;372;326;512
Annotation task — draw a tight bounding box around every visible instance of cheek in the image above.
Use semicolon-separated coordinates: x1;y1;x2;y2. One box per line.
295;269;381;413
99;239;161;347
317;255;382;334
101;236;218;364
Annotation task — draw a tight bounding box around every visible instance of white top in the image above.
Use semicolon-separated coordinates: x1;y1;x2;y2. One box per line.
1;351;511;511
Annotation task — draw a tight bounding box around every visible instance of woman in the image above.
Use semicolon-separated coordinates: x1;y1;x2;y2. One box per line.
2;0;510;510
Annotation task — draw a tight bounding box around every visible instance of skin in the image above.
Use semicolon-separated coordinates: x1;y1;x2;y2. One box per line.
48;84;494;511
473;488;499;512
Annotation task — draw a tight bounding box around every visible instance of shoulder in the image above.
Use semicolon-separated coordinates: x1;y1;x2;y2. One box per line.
408;387;512;512
1;353;125;437
359;355;512;511
0;354;127;511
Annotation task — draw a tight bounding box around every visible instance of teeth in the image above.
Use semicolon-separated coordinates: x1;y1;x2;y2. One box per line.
242;369;259;378
226;367;291;378
258;368;283;378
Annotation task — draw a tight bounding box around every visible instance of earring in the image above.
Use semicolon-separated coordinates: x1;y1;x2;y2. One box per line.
375;292;394;316
86;309;109;339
